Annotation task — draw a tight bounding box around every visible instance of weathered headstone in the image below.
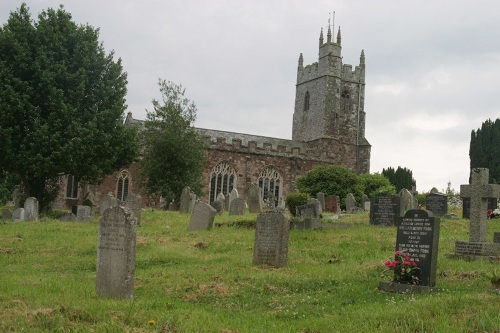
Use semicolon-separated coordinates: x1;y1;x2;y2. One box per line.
76;205;93;222
324;195;340;213
307;198;322;216
96;206;137;299
361;194;370;211
13;186;22;208
12;208;25;221
124;194;142;225
295;203;321;229
399;188;418;217
188;202;217;231
247;184;262;213
370;196;400;226
229;197;246;215
210;200;224;214
448;168;500;259
425;188;447;216
228;188;239;211
345;193;356;212
83;192;97;216
493;232;500;244
189;192;197;213
179;186;192;214
316;192;325;211
2;204;14;220
24;197;38;221
99;192;117;217
253;211;290;267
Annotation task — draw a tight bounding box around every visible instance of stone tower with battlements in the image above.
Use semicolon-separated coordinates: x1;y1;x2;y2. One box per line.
292;22;370;173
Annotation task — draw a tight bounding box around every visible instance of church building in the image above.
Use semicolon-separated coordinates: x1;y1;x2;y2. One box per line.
55;21;370;209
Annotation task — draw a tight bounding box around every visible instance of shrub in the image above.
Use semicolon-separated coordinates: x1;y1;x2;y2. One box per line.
285;192;309;217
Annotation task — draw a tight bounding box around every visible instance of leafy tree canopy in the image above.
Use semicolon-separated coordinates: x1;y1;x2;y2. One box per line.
140;79;206;204
0;4;138;211
358;172;396;198
295;164;363;208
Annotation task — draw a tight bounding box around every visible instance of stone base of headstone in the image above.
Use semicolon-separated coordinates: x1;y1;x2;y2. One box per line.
60;213;77;221
446;241;500;262
378;281;438;294
292;218;322;230
493;232;500;244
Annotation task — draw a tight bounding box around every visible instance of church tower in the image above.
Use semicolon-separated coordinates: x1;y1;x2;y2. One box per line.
292;20;370;173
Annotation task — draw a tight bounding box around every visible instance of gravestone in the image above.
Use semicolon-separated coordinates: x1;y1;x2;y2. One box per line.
267;192;276;209
295;203;321;229
96;206;137;299
253;211;290;267
228;188;239;211
211;200;224;214
13;186;22;208
189;192;197;213
124;194;142;225
399;188;418;217
76;205;93;222
179;186;192;214
12;208;25;221
448;168;500;259
168;200;178;211
345;193;356;212
83;192;97;216
24;197;38;221
188;202;217;231
462;197;497;219
2;204;14;220
307;198;322;216
425;188;447;216
229;197;246;215
370;196;400;226
316;192;325;211
247;185;262;213
325;195;340;213
99;192;117;217
361;194;370;211
493;232;500;244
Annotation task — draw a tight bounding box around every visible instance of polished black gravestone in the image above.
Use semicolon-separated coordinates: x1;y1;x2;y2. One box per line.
370;196;400;226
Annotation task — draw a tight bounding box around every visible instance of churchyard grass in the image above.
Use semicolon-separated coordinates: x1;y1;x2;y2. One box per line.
0;209;499;332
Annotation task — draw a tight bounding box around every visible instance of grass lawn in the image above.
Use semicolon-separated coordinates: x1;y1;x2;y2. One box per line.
0;209;499;332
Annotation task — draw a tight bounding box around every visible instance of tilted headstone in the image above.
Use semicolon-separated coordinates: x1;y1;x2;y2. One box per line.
99;192;117;217
425;188;447;216
399;189;418;217
396;209;440;287
96;206;137;299
229;197;246;215
228;188;239;211
316;192;325;211
124;194;142;225
179;186;192;214
324;195;340;213
188;202;217;231
370;196;400;226
253;211;290;267
345;193;356;212
247;184;262;213
12;208;25;221
24;197;38;221
307;198;322;216
361;194;370;211
76;205;93;222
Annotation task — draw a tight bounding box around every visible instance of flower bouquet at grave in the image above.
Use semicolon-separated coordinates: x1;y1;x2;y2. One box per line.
382;250;420;285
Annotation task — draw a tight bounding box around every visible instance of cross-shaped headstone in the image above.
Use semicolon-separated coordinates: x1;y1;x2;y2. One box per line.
460;168;500;242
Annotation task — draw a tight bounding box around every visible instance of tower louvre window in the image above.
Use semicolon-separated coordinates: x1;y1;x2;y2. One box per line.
342;90;350;111
304;91;310;111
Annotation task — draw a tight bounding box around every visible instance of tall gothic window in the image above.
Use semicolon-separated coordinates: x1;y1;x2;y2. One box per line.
342;90;350;111
117;170;130;202
66;175;79;199
209;162;236;203
304;91;310;111
258;166;282;207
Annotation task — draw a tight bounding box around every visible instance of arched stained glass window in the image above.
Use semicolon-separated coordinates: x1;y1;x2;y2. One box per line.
258;166;282;207
209;162;236;203
66;175;79;199
117;170;130;202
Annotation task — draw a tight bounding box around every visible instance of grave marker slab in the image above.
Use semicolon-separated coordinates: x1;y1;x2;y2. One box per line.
425;188;447;216
124;194;142;225
179;186;192;214
12;208;25;221
228;188;239;211
345;193;356;212
96;206;137;299
24;197;38;221
76;205;92;222
324;195;340;213
316;192;325;211
229;197;246;215
370;196;400;226
188;202;217;231
462;197;497;219
253;211;290;267
399;188;418;217
99;192;117;217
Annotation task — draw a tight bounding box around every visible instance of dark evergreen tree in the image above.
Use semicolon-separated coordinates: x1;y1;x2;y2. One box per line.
0;4;138;211
382;166;416;192
469;118;500;183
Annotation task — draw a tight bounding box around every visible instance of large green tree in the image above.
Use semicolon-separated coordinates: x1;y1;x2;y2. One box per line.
358;172;396;198
381;166;416;192
295;164;364;208
469;118;500;183
140;80;206;204
0;4;138;211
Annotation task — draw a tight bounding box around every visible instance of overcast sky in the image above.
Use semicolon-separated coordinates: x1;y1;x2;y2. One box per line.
2;0;500;193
